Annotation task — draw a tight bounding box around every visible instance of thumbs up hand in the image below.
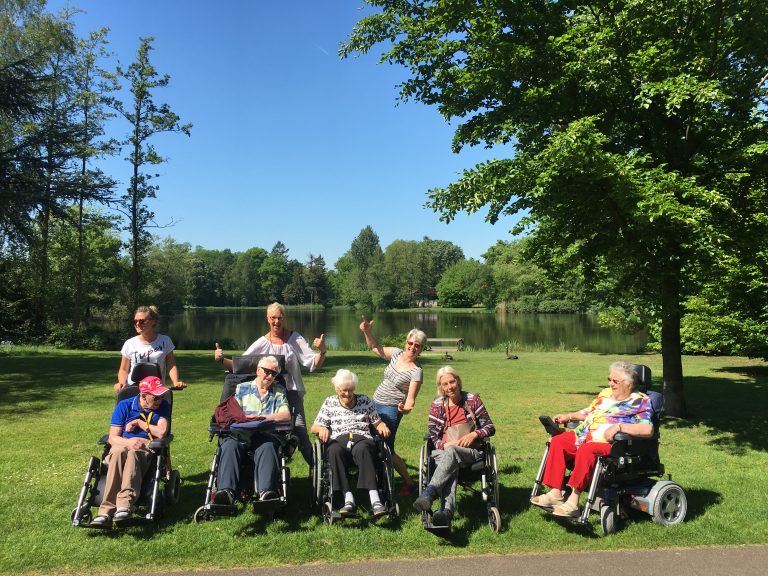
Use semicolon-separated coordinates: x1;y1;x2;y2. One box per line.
359;315;374;334
214;342;224;364
313;333;327;354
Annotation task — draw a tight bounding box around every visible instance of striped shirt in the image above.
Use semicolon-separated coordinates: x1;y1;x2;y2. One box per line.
372;349;423;406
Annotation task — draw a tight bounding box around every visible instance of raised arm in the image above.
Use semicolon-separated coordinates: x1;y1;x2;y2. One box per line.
359;316;395;360
214;341;233;371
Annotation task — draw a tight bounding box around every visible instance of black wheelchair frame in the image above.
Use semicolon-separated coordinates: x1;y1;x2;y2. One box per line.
71;362;181;528
418;436;501;533
194;354;296;523
530;364;687;535
311;433;399;525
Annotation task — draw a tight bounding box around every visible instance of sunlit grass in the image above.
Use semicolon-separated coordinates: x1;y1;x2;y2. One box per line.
1;350;766;574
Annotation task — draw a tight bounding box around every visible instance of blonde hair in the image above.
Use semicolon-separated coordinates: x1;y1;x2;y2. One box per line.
134;305;160;322
435;365;462;397
266;302;285;317
331;369;357;391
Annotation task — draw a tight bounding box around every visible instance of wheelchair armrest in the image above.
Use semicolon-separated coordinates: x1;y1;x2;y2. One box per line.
97;434;109;445
149;434;173;450
610;432;657;457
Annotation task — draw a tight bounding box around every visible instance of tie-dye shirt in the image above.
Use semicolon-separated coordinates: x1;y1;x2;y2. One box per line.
574;388;651;446
234;381;289;417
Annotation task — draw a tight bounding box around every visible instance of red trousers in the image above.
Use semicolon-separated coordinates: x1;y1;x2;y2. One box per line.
542;431;611;493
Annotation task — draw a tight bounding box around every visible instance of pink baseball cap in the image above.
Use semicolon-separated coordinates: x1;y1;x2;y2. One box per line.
138;376;169;396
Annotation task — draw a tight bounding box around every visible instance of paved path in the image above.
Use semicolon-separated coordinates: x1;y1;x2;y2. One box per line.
166;545;767;576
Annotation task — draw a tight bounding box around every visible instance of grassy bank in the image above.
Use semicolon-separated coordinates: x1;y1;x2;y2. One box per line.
0;350;766;574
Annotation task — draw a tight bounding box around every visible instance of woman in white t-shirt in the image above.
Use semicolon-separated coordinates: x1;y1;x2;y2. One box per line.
113;305;186;393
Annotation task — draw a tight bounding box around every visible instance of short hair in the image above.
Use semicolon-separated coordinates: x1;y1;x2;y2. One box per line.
331;369;357;391
134;305;160;322
258;355;279;372
266;302;285;317
609;361;639;388
435;365;462;397
406;328;427;347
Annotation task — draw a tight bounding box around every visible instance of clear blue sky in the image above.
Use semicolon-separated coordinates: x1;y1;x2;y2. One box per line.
49;0;518;267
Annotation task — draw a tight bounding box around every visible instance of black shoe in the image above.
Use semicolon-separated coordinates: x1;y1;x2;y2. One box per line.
259;490;278;501
432;508;453;526
413;491;434;513
213;489;235;506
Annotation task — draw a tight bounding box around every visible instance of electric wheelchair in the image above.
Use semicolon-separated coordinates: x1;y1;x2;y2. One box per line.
71;363;181;528
418;435;501;533
530;364;687;535
194;354;296;523
311;432;399;525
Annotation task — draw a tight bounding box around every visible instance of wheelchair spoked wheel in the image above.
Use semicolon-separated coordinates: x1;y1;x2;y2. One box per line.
322;501;335;525
652;483;687;526
193;505;210;524
488;444;499;506
488;506;501;533
599;504;619;535
418;443;429;495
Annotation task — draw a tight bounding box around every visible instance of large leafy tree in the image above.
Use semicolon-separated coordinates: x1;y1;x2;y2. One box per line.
344;0;768;416
111;36;191;314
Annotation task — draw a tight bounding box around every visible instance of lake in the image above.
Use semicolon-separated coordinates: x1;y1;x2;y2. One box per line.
163;308;648;354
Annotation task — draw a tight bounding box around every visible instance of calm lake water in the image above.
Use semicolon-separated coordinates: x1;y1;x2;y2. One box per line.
163;308;647;354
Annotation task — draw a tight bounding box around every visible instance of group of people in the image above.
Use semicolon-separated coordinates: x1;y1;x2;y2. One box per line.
96;303;655;528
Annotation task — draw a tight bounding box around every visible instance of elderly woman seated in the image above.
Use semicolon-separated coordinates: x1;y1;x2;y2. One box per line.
530;360;653;518
311;369;390;518
413;366;495;526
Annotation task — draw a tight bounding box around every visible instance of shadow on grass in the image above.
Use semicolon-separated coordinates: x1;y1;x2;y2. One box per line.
663;364;768;453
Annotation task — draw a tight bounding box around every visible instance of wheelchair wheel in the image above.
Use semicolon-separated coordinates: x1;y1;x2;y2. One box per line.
488;506;501;533
193;505;210;524
165;470;181;505
652;483;687;526
312;440;324;507
418;442;429;494
600;504;618;535
71;506;92;525
488;444;499;506
322;501;334;525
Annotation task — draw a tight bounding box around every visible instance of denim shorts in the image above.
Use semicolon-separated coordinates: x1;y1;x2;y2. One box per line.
373;401;403;452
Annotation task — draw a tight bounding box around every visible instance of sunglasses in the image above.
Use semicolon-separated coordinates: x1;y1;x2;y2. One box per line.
134;318;150;325
260;366;279;378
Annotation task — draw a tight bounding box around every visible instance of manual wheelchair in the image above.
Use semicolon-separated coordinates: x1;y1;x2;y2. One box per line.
311;432;399;525
418;435;501;533
71;363;181;528
194;354;296;523
530;364;687;535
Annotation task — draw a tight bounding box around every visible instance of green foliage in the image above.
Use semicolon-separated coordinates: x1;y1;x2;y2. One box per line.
437;258;494;308
344;0;768;415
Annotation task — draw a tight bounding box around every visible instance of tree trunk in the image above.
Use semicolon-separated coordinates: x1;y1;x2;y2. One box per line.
660;272;686;417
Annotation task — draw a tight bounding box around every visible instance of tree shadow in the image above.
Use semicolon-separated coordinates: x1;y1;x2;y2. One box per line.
663;364;768;453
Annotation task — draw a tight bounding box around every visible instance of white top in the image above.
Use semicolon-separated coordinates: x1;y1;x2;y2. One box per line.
243;332;317;395
120;333;175;385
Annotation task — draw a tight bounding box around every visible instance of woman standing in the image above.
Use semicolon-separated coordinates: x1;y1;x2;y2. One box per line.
359;315;425;496
214;302;327;466
114;305;186;393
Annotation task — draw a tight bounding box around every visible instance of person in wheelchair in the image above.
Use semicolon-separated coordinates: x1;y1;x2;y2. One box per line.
311;369;391;518
530;360;652;519
413;366;495;527
90;376;170;527
213;355;291;505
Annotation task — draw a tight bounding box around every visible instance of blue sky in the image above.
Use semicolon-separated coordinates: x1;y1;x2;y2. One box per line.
49;0;518;267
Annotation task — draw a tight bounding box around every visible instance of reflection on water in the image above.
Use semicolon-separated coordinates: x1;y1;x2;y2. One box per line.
164;308;647;354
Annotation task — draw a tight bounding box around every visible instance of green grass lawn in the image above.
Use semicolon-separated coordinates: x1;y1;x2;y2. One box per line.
0;349;766;575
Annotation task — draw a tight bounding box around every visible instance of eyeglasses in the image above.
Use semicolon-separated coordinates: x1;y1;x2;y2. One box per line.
134;318;149;325
260;366;279;378
406;341;423;349
607;377;624;385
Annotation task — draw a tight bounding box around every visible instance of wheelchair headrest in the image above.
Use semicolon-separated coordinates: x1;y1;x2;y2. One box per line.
232;354;286;375
129;362;161;383
635;364;651;393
